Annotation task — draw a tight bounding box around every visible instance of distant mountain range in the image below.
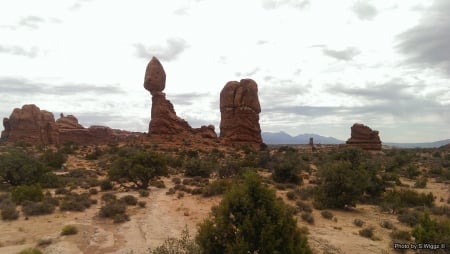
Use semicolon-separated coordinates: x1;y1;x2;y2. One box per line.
262;132;344;145
262;131;450;148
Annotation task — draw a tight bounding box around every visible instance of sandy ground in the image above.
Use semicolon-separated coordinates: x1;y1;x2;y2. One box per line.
0;167;448;253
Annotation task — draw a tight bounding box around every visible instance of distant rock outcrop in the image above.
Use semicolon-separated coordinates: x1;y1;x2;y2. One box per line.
1;104;59;144
219;79;262;145
346;123;381;150
1;104;139;145
144;57;217;139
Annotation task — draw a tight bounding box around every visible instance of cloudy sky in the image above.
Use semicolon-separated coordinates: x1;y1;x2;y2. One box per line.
1;0;449;143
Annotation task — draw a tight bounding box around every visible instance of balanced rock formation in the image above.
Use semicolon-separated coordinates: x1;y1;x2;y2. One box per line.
56;114;83;129
144;56;217;138
1;104;59;144
346;123;381;150
219;79;262;145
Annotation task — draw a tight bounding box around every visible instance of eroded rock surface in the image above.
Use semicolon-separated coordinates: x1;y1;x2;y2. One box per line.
346;123;381;150
219;79;262;145
1;104;59;144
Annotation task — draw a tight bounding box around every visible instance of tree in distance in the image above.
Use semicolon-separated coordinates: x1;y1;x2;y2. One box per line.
108;149;168;189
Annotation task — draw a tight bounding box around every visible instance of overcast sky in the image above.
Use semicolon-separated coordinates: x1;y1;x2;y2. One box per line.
1;0;449;143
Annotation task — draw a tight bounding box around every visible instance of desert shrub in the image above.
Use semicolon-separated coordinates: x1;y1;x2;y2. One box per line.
166;188;176;195
413;176;427;188
172;177;181;184
191;188;203;195
43;192;59;206
218;159;242;178
183;157;216;178
313;161;368;209
109;150;168;189
320;210;334;220
100;179;113;191
22;201;55;216
120;195;137;206
85;147;103;160
381;172;402;186
55;187;70;195
286;190;296;200
99;200;127;219
397;209;421;226
1;203;19;220
138;189;150;197
150;180;166;189
0;149;49;186
382;189;434;213
296;200;313;213
19;248;42;254
297;186;316;200
150;226;201;254
138;201;146;208
40;149;67;169
113;213;130;223
380;220;395;230
61;225;78;235
390;230;411;241
353;218;365;227
271;149;305;184
60;193;92;212
430;205;450;218
60;141;78;154
412;212;450;244
202;179;231;197
405;165;420;179
11;185;44;203
301;212;315;224
196;172;311;254
101;193;117;203
89;188;98;195
359;226;374;239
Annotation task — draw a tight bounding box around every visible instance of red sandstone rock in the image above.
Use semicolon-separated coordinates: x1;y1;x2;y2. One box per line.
194;125;217;139
56;114;84;129
219;79;262;145
144;57;166;95
144;56;194;135
1;104;59;144
346;123;381;150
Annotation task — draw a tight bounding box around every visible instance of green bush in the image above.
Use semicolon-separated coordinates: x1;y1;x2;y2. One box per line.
382;189;434;213
11;185;44;204
353;218;365;227
19;248;42;254
183;157;215;178
60;193;92;212
109;150;168;189
313;161;368;209
120;195;138;206
138;189;150;197
296;201;313;213
100;179;113;191
390;230;411;241
397;209;421;226
271;149;305;184
301;212;315;224
0;149;49;186
320;210;334;220
22;201;55;216
61;225;78;235
113;213;129;223
413;177;427;188
1;203;19;220
150;226;201;254
412;213;450;244
99;200;127;218
380;220;395;230
138;201;146;208
359;226;374;239
297;186;316;200
196;172;311;254
101;193;117;203
40;149;67;169
202;179;231;197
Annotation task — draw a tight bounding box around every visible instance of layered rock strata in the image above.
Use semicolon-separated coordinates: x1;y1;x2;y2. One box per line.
346;123;382;150
219;79;262;145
